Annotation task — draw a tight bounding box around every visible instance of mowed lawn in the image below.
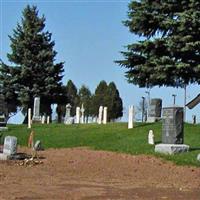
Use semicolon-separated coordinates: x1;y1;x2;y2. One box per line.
3;122;200;166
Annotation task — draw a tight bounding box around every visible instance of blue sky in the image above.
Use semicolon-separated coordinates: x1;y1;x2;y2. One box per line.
1;0;200;123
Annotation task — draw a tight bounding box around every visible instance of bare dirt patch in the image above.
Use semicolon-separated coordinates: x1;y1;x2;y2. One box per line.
0;147;199;200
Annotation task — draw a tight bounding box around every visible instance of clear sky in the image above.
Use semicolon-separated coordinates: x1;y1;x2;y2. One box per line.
1;0;200;123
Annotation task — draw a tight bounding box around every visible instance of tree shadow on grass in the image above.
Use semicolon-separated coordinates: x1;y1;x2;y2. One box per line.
135;123;157;128
189;147;200;152
155;141;161;145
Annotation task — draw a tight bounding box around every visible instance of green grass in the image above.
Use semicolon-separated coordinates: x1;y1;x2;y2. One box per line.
2;122;200;167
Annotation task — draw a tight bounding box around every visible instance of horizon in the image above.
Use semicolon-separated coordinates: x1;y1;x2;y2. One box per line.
1;0;200;124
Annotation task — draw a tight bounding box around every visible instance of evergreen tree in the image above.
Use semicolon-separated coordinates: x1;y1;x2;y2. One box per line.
0;61;19;119
65;80;79;116
78;85;92;121
92;80;108;117
106;82;123;121
5;5;64;122
116;1;200;88
92;81;123;121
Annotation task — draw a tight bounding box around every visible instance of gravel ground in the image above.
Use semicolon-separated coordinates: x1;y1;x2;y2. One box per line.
0;147;199;200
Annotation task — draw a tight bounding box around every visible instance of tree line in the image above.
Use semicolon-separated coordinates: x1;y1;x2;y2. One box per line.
0;5;123;123
56;80;123;123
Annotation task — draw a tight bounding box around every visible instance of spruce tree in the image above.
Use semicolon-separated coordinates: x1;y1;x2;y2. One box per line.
0;61;19;119
78;85;92;121
65;80;79;116
106;82;123;121
92;80;108;116
6;5;64;122
116;1;200;88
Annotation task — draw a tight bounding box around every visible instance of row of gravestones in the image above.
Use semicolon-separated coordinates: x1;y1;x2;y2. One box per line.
29;97;108;126
65;105;108;124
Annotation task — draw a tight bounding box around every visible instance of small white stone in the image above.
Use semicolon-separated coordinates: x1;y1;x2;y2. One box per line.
148;130;154;145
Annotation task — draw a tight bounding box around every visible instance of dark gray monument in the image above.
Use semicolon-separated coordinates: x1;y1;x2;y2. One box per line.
162;106;184;144
147;98;162;122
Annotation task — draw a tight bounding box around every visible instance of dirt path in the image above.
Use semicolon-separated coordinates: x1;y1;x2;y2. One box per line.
0;147;199;200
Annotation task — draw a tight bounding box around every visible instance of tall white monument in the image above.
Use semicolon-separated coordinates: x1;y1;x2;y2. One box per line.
128;105;134;129
80;104;85;124
32;97;41;123
98;106;103;124
76;107;80;124
103;107;107;124
28;108;31;129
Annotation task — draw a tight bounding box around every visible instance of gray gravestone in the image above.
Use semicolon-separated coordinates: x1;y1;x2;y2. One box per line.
162;107;184;144
3;136;17;155
0;94;8;131
32;97;41;123
64;104;72;124
147;98;162;122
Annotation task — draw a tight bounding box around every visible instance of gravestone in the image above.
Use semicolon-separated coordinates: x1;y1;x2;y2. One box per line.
64;104;74;125
0;94;8;130
28;108;31;128
80;104;85;124
3;136;17;155
47;116;50;124
197;154;200;161
148;130;154;145
32;97;41;123
103;107;107;124
162;106;184;144
41;115;45;124
192;115;196;124
34;140;43;151
64;104;71;121
98;106;103;124
147;98;162;122
76;107;80;123
155;106;188;154
128;105;134;129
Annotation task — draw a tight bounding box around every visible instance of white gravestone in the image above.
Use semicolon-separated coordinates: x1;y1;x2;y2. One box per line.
64;104;74;125
65;104;71;120
28;108;31;129
148;130;154;145
76;107;80;124
41;115;45;124
128;105;134;129
103;107;108;124
98;106;103;124
3;136;17;155
32;97;41;122
80;104;85;124
47;116;50;124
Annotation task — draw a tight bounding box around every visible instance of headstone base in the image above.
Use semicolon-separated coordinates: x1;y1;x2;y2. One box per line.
197;154;200;161
64;117;74;125
0;153;9;160
0;127;8;131
32;116;42;124
155;144;189;155
147;117;160;123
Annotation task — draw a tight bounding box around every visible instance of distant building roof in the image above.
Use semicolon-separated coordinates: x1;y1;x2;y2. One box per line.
186;94;200;109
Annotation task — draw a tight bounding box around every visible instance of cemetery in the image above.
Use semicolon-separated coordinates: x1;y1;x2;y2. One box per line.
1;1;200;199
